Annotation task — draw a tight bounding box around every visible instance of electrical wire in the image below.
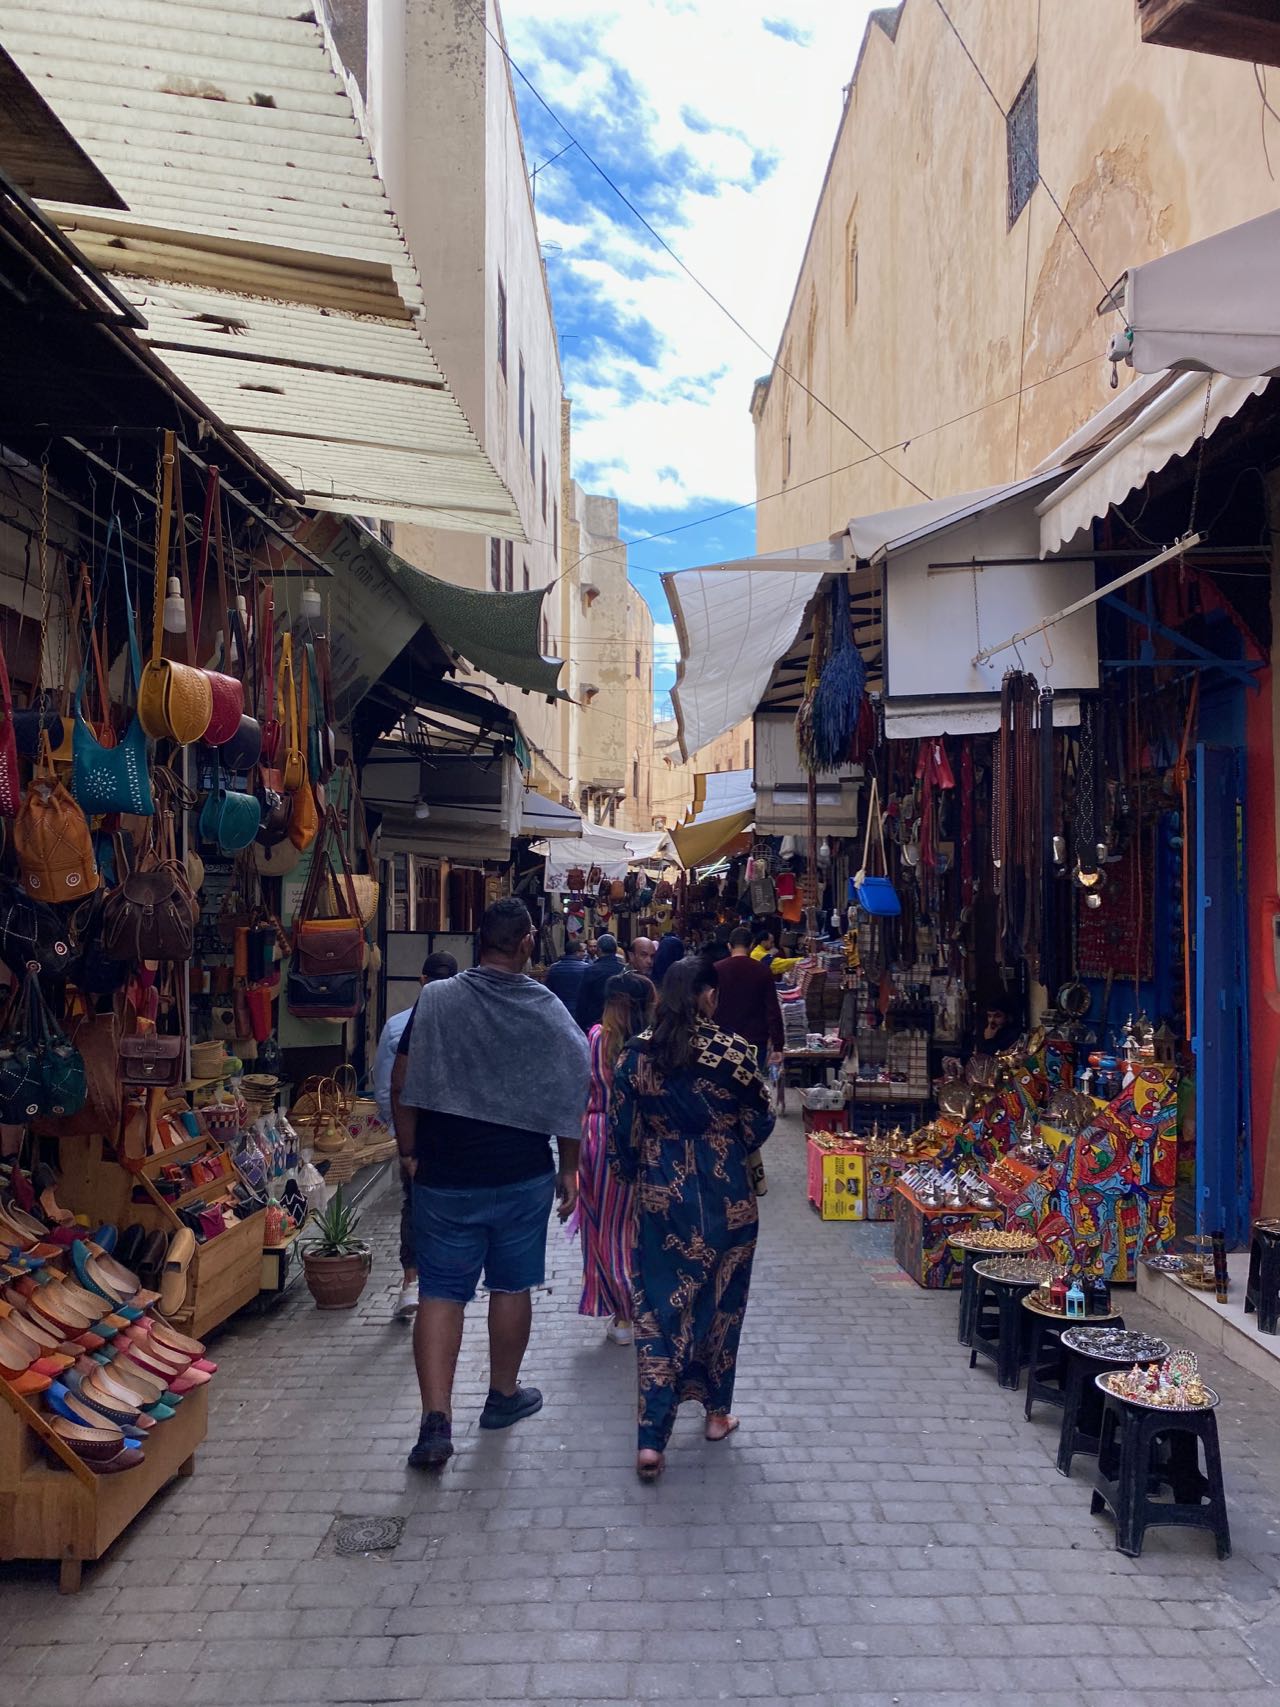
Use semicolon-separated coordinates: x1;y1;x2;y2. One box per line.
930;0;1120;312
467;0;932;502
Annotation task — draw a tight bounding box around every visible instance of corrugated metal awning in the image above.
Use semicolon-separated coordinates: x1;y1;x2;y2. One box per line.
0;0;522;538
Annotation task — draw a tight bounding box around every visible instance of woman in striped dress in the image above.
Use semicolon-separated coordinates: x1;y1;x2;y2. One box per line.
577;971;654;1343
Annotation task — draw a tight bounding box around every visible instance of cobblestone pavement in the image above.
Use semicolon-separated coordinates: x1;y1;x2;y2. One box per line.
4;1111;1280;1705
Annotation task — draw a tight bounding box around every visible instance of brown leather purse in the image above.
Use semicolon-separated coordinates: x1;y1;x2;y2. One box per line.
102;773;199;961
292;807;365;976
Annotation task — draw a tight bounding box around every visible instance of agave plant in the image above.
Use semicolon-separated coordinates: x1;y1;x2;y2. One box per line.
303;1187;369;1258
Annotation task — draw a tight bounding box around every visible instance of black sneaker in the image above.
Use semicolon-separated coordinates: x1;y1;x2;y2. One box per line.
478;1385;543;1430
408;1411;454;1470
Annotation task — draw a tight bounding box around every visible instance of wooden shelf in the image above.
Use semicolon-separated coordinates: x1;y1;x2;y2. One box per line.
0;1364;208;1592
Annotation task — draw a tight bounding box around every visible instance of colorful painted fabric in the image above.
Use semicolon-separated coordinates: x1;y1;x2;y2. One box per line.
576;1025;633;1321
608;1021;774;1453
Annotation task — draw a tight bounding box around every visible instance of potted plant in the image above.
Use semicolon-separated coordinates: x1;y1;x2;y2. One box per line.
301;1188;371;1310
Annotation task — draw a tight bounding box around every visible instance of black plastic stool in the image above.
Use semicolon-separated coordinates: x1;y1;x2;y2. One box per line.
1024;1304;1124;1422
1090;1388;1231;1559
968;1271;1038;1390
1245;1220;1280;1335
1056;1330;1164;1477
955;1246;988;1346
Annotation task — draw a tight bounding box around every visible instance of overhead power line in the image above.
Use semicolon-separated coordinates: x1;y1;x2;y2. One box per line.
468;0;932;502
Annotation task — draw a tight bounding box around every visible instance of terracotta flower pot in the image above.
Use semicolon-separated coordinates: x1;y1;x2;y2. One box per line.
302;1250;371;1310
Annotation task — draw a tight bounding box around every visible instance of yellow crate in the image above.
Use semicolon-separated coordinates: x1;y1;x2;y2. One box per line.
819;1152;866;1220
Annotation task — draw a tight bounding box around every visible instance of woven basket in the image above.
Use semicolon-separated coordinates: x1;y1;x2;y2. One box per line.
190;1040;229;1081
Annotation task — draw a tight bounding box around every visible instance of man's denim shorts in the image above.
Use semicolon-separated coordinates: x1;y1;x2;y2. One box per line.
413;1171;556;1304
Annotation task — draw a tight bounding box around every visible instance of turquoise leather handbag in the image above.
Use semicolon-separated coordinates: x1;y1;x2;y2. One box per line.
199;748;261;853
72;519;154;818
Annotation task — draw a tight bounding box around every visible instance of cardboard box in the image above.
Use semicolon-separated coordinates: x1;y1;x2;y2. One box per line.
819;1151;866;1220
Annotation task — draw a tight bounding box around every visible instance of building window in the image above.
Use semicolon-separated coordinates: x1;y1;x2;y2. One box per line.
844;208;858;323
518;355;526;442
783;432;792;481
489;538;501;590
743;738;751;769
634;648;641;678
1006;65;1038;227
529;407;536;479
540;453;547;522
497;274;507;378
504;539;513;592
632;759;639;800
522;562;530;591
553;501;558;557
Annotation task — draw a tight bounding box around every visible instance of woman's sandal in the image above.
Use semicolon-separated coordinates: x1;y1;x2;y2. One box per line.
705;1415;740;1442
636;1450;664;1482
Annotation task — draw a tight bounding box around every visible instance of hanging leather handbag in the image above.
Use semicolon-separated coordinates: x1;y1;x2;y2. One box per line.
292;809;365;977
286;967;363;1021
218;591;263;772
316;766;379;927
277;633;305;794
71;518;154;818
0;978;44;1122
33;1001;120;1139
11;691;63;761
0;876;72;977
255;780;292;846
852;777;902;918
15;732;100;903
198;484;247;746
70;887;130;997
137;432;214;745
28;973;86;1118
0;635;21;819
257;584;282;766
119;1028;185;1089
102;793;198;962
315;631;339;782
199;749;261;854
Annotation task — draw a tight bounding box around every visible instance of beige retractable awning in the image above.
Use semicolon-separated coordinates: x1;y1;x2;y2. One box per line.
1108;210;1280;379
1036;371;1269;555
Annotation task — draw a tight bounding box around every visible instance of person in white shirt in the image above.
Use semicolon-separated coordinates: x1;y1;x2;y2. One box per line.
373;951;458;1319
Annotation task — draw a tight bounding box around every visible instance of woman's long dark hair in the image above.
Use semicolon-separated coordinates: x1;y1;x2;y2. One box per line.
600;972;655;1070
646;957;717;1074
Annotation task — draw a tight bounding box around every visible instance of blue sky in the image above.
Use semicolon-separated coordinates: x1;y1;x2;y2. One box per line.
501;1;877;714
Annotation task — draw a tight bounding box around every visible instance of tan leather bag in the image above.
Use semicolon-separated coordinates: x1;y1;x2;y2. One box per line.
138;433;213;745
15;733;99;903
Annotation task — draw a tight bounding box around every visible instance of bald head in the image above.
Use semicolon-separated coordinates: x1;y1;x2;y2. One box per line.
628;936;656;977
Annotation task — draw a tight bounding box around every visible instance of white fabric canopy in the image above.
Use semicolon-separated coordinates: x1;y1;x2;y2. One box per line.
1112;211;1280;379
538;825;667;891
664;540;845;761
1037;371;1269;554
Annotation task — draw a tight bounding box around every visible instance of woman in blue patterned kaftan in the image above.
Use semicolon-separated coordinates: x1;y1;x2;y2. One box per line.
608;957;774;1481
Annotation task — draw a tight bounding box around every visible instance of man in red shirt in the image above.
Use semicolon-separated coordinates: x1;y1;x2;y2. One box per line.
713;926;784;1063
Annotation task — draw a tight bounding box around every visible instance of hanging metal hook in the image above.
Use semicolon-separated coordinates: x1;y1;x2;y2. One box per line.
1039;621;1054;676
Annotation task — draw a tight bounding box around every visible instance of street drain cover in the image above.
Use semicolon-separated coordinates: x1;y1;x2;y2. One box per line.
330;1515;405;1556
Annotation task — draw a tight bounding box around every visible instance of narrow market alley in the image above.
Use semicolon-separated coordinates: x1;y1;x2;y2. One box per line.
3;1114;1280;1707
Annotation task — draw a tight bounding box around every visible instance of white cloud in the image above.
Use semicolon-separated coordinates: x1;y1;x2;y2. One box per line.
652;620;681;675
502;0;880;514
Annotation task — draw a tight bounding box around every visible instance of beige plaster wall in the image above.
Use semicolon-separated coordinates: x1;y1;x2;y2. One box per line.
754;0;1280;549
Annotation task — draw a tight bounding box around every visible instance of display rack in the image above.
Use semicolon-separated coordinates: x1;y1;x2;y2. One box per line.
57;1134;266;1338
0;1377;208;1593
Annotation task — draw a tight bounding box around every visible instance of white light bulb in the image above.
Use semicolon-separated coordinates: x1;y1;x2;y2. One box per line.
162;576;186;634
302;579;323;622
414;798;431;821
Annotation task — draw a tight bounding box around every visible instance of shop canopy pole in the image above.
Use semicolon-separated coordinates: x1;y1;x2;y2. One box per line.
970;532;1203;668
